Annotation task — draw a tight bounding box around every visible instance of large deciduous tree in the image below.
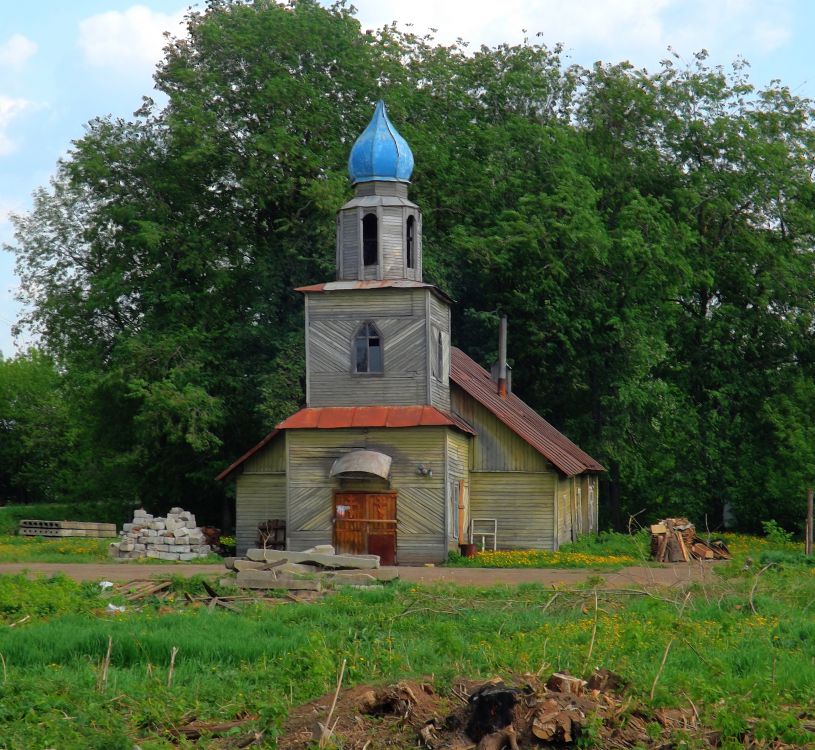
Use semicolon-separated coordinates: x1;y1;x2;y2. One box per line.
7;0;815;531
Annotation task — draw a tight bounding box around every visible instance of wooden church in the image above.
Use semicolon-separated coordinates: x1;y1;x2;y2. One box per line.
218;102;604;562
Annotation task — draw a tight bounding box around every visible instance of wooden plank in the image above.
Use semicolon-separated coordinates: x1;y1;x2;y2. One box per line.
676;532;690;562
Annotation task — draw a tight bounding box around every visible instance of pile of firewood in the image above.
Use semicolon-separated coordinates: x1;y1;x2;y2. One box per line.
650;518;731;562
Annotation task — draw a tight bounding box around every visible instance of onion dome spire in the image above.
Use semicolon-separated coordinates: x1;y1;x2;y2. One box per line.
348;100;414;185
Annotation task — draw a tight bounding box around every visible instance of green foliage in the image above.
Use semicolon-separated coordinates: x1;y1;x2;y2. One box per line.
761;520;794;546
559;530;651;560
758;550;815;567
4;1;815;530
0;574;101;620
0;502;130;535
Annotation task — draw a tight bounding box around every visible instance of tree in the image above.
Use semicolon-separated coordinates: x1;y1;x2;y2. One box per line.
7;1;815;530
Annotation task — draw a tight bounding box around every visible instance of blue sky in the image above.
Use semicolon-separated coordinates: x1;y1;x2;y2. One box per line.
1;0;813;357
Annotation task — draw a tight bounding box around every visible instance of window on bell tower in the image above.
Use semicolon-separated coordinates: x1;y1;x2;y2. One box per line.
353;321;383;373
362;214;378;266
406;215;415;269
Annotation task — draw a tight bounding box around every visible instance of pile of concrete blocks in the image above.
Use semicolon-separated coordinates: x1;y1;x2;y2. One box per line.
222;545;398;592
108;507;212;561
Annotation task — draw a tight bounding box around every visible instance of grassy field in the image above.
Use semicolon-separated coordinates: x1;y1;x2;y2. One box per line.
445;528;804;569
0;503;223;564
0;557;813;749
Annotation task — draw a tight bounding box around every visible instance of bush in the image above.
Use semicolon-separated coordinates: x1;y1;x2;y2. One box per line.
761;520;795;546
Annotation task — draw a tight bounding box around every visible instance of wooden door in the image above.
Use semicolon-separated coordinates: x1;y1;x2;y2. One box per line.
334;492;397;564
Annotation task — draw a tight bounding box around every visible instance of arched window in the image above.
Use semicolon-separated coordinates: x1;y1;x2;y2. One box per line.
353;321;383;373
406;215;415;269
362;214;378;266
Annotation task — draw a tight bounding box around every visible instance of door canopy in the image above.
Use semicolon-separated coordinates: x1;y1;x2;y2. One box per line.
330;450;392;480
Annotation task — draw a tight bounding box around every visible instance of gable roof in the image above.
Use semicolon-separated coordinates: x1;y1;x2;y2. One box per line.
215;429;280;481
450;347;604;476
216;405;474;481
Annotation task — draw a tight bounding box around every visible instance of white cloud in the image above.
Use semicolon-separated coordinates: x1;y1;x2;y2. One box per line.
0;96;31;156
78;4;185;74
0;34;38;70
350;0;793;68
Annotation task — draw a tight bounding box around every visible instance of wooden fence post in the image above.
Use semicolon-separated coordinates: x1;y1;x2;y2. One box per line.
807;488;814;557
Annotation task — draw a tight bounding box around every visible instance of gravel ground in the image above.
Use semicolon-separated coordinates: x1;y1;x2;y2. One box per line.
0;561;721;587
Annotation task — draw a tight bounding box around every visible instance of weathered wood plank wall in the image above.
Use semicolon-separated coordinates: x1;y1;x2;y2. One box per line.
452;384;558;549
470;472;556;550
307;289;430;407
429;295;451;412
285;427;448;563
446;429;470;547
234;435;287;555
451;386;552;472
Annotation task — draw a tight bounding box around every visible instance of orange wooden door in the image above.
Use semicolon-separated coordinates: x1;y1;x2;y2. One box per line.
334;492;397;564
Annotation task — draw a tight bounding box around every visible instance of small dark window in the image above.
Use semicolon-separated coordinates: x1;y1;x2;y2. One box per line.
406;215;415;269
362;214;378;266
437;330;443;378
353;322;383;373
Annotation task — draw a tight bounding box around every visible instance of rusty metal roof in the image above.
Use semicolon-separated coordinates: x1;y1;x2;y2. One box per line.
450;347;604;477
277;405;474;433
217;406;474;481
215;429;280;481
295;280;454;304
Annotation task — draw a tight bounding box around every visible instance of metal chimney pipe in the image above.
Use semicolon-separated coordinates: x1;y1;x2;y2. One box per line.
498;315;508;398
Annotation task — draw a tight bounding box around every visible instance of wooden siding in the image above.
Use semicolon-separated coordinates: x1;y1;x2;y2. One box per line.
451;386;553;473
235;474;286;556
446;429;471;544
306;289;432;407
241;434;286;474
381;206;405;279
429;296;451;412
337;195;419;282
338;208;360;280
556;475;572;547
285;427;447;562
470;472;555;550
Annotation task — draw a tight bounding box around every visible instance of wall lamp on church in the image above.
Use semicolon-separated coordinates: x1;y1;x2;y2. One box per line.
416;464;433;478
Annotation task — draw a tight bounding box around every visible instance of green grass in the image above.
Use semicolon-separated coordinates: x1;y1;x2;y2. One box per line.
0;535;223;564
0;568;813;749
0;503;223;563
446;530;808;570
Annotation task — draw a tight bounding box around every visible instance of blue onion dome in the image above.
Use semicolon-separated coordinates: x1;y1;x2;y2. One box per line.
348;100;414;184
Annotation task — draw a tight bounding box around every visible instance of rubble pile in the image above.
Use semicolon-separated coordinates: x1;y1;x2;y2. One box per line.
278;670;719;750
650;518;731;563
108;508;212;561
222;544;398;594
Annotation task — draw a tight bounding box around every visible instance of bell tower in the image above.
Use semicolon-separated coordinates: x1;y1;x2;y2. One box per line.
300;101;450;412
336;101;422;281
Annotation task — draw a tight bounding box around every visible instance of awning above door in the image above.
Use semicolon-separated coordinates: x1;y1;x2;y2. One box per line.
329;450;392;480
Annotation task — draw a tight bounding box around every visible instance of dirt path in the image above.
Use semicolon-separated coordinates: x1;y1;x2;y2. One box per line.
0;561;721;587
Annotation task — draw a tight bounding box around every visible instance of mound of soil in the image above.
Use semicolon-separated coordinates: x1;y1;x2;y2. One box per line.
277;669;720;749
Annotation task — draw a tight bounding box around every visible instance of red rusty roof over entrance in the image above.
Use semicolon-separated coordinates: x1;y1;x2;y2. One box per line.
216;406;474;481
450;347;605;477
277;405;474;432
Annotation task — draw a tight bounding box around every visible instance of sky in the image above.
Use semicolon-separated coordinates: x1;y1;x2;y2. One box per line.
1;0;814;357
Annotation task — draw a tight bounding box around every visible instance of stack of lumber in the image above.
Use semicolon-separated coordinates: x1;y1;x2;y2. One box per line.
650;517;731;562
19;519;117;538
108;507;212;561
222;545;398;592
